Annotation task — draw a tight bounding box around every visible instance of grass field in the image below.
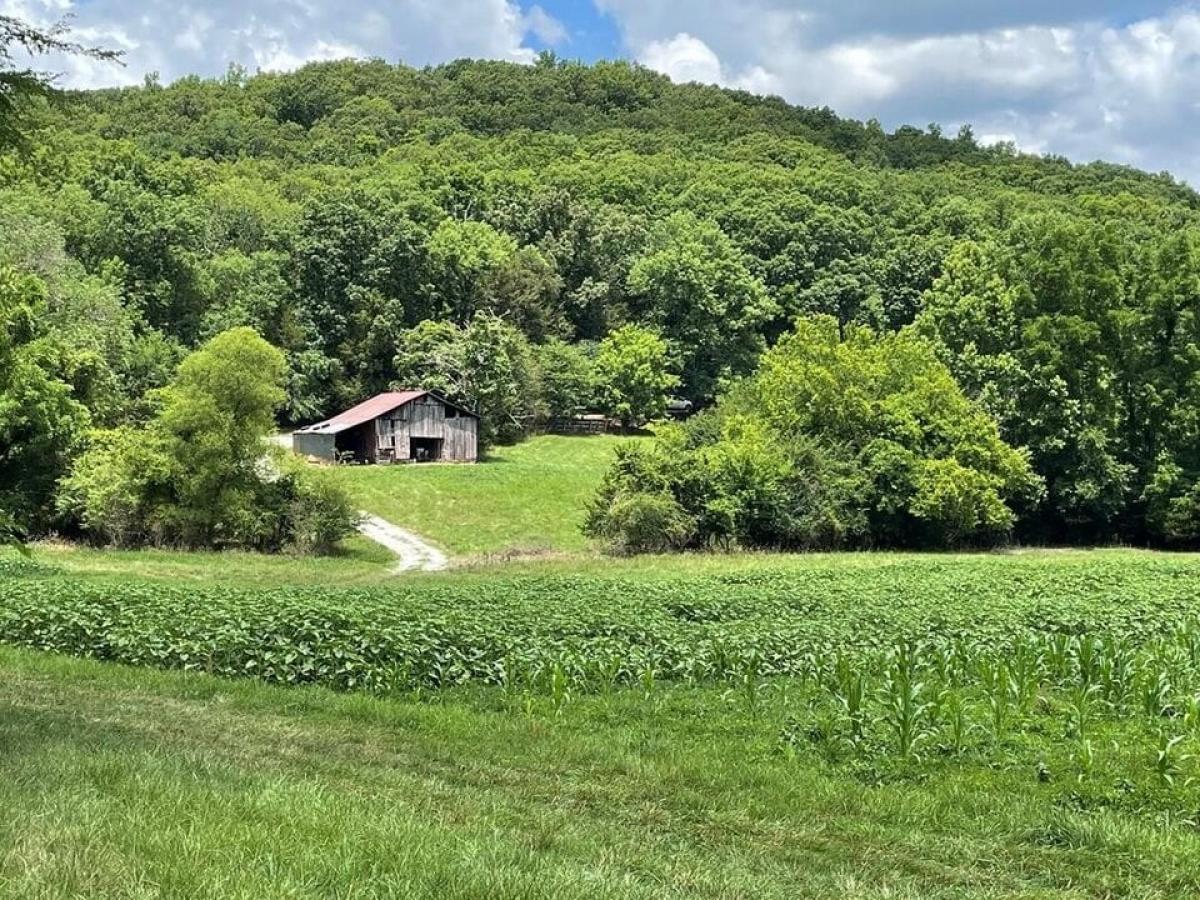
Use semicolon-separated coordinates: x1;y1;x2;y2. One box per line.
4;644;1200;899
331;433;635;556
7;643;1200;897
19;536;395;586
7;543;1200;895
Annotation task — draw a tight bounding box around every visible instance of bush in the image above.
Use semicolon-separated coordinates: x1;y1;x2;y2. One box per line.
590;491;696;554
56;426;174;547
585;316;1041;552
283;463;361;554
58;329;359;554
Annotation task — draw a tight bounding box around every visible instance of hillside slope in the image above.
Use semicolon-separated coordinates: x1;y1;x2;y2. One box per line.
7;58;1200;545
333;434;632;556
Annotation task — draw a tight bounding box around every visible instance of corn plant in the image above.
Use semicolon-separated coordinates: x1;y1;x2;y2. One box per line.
942;690;972;753
640;663;656;700
832;653;866;746
1154;733;1189;787
1066;682;1100;741
739;651;763;718
549;659;571;716
978;656;1017;741
1045;633;1072;682
1174;619;1200;667
1183;694;1200;735
1074;739;1096;782
1074;635;1101;688
1138;668;1173;719
596;653;623;700
1098;636;1135;708
879;648;934;757
1008;641;1042;714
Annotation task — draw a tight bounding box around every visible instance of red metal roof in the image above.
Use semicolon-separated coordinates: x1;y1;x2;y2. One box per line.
294;390;477;435
294;391;427;435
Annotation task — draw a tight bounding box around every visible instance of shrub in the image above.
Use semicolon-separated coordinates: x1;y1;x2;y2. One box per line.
585;316;1042;551
58;329;359;554
283;463;361;554
56;426;173;547
910;457;1016;545
590;491;696;554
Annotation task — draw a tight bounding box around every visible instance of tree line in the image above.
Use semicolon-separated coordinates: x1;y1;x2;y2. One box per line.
4;46;1200;549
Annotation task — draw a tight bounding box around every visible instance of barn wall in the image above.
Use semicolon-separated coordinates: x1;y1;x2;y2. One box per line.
408;397;445;438
367;396;478;462
293;432;336;461
443;414;478;461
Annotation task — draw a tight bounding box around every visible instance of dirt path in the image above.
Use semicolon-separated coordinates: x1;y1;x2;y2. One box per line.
268;435;443;573
357;513;449;573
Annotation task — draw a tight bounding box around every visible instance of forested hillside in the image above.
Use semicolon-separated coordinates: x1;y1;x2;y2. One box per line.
5;56;1200;546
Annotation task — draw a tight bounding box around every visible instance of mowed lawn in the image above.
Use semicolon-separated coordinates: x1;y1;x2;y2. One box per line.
332;433;637;556
3;646;1199;899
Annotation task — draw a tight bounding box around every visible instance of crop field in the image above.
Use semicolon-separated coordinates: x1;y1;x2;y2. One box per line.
6;550;1200;689
5;550;1200;896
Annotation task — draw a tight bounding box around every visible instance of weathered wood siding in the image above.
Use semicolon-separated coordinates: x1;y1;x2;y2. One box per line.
372;396;477;462
408;397;445;438
444;413;478;461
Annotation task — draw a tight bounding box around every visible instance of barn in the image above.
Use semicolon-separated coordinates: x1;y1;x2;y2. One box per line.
292;390;479;464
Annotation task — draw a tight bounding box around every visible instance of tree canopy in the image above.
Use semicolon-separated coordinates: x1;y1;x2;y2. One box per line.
587;317;1041;551
2;51;1200;546
0;14;120;150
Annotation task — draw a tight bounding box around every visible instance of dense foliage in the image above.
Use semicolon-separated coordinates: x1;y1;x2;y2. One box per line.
58;328;358;551
588;318;1041;551
3;55;1200;543
0;14;120;150
0;264;90;533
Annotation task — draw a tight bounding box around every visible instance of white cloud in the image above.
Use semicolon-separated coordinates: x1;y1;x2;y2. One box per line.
2;0;543;87
639;33;722;85
638;32;782;95
522;5;567;46
607;0;1200;184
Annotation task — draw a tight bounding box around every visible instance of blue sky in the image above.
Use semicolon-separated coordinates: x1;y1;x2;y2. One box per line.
523;0;620;58
6;0;1200;184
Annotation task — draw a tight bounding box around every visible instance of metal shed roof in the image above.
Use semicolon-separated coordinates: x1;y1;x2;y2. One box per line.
294;390;477;436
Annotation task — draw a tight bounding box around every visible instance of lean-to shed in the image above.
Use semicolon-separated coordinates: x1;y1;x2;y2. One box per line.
293;390;478;463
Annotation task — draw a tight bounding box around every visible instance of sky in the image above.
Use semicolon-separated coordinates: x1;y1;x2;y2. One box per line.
5;0;1200;184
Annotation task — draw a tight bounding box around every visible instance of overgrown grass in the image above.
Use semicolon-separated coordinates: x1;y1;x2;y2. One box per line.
331;433;638;556
2;646;1199;898
10;536;395;587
